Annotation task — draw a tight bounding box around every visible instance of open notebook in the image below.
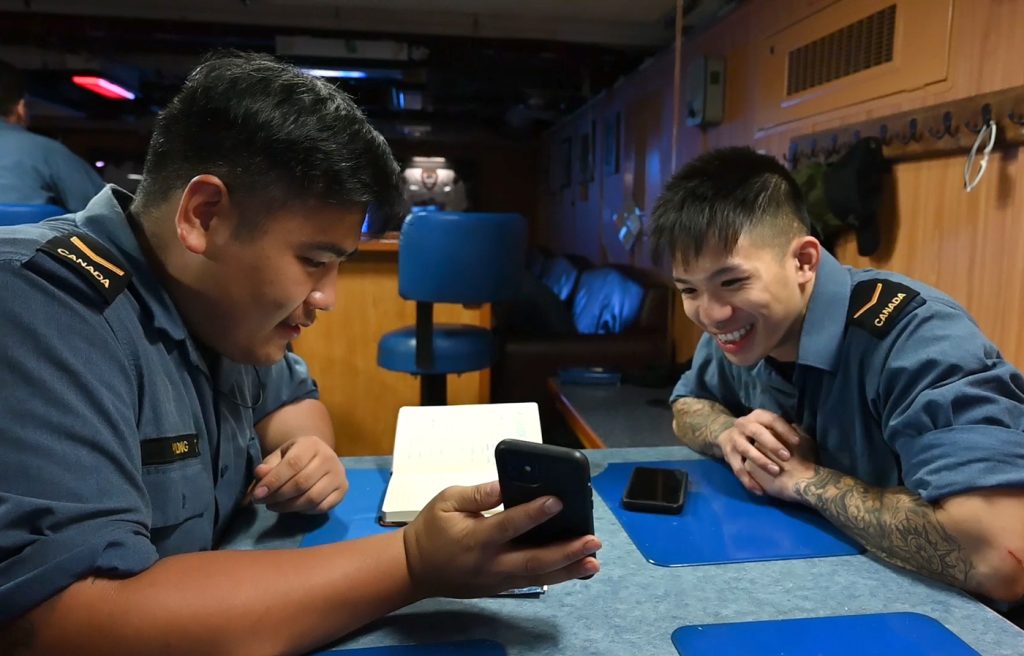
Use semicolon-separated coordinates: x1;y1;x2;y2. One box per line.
379;402;543;525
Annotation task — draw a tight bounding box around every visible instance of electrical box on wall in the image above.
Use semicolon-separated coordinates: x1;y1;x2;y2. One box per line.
685;56;725;127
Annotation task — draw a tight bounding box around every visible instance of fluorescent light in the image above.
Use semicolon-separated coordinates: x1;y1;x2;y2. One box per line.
94;161;105;168
301;68;368;79
71;76;135;100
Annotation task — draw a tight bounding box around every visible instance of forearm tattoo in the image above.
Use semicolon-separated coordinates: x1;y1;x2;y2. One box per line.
0;617;35;655
794;466;975;589
671;397;735;457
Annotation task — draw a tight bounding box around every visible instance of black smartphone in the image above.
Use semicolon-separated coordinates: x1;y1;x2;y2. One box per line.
495;439;594;545
621;466;687;514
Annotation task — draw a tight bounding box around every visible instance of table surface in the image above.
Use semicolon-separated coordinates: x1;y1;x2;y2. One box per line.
220;447;1024;655
550;380;678;449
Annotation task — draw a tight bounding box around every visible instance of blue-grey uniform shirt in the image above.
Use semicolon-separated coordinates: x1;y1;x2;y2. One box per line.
0;186;319;622
0;120;105;211
672;250;1024;502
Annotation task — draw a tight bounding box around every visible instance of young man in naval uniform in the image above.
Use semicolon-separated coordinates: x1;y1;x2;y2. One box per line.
652;146;1024;605
0;51;600;655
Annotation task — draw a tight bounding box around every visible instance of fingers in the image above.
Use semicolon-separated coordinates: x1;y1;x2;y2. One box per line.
267;472;343;514
482;495;565;545
743;458;774;493
746;410;802;450
734;415;794;462
723;448;765;495
436;481;503;515
496;536;602;587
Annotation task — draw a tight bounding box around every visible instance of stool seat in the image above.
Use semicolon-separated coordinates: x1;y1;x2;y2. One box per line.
378;324;494;374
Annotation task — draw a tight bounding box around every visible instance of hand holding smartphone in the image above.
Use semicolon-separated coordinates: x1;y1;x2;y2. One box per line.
621;466;688;514
495;439;594;545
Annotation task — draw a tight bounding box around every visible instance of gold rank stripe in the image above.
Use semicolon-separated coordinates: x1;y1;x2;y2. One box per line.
852;282;883;319
70;236;125;276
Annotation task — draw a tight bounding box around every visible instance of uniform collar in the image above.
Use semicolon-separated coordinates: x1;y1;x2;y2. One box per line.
796;249;851;372
74;186;191;344
0;120;26;132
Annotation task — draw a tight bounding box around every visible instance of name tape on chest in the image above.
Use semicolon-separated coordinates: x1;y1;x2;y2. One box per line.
141;435;200;466
848;279;921;337
37;233;131;304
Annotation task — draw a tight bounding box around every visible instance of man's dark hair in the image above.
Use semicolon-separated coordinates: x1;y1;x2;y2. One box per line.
133;50;402;234
649;147;809;264
0;59;26;116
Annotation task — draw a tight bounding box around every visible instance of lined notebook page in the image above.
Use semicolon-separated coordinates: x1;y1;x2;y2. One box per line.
379;403;542;524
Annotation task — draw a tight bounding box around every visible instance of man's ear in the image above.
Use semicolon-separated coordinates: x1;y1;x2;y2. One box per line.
13;99;28;126
174;175;233;255
792;235;821;284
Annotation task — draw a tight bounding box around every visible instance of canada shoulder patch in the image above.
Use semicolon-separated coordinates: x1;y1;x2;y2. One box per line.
36;233;131;304
847;279;922;338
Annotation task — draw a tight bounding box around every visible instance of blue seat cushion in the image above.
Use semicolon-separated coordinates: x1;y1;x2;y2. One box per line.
377;324;495;374
572;267;645;335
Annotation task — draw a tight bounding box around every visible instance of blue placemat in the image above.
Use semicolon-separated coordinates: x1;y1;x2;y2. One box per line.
300;467;397;547
314;639;505;656
593;460;862;566
671;612;979;655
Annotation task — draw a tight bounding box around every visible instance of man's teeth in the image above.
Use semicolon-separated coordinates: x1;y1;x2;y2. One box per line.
717;325;752;343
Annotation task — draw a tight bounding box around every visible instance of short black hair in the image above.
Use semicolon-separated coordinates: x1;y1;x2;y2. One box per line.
0;59;26;116
649;147;809;264
133;50;402;234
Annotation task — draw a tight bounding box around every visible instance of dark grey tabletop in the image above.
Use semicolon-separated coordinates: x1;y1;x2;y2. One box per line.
552;380;678;448
220;447;1024;655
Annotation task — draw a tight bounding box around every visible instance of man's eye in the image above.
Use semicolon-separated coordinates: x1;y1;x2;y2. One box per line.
302;257;327;269
722;277;749;288
678;288;697;296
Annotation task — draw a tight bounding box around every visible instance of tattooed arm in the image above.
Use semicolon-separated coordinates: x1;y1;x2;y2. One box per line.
670;397;732;457
747;456;1024;602
792;467;977;590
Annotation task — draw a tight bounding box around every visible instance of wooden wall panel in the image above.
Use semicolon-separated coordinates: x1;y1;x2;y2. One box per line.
293;249;489;456
541;0;1024;369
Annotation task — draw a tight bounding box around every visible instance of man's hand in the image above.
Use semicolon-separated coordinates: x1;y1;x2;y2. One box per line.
403;482;601;599
743;426;818;503
249;435;349;514
716;409;802;495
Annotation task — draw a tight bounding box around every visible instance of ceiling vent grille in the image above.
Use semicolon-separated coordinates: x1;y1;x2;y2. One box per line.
786;4;896;96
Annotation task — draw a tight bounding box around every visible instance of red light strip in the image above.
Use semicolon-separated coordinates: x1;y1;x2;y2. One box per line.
71;76;136;100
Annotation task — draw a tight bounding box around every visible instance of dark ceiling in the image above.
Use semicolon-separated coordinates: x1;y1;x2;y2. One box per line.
0;1;740;142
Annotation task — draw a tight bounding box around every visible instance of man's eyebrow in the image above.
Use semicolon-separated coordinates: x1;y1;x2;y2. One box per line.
303;242;357;259
674;264;746;285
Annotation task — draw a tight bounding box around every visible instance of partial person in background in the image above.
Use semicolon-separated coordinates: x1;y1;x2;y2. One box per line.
651;146;1024;605
0;59;104;212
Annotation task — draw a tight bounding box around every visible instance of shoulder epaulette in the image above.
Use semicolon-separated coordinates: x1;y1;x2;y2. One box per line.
36;232;131;304
847;278;921;338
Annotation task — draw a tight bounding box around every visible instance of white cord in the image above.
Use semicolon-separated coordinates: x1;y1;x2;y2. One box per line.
964;120;997;192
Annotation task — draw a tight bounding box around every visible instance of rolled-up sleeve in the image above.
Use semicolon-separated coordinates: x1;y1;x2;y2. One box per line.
670;334;749;416
877;299;1024;502
0;260;156;623
253;349;320;425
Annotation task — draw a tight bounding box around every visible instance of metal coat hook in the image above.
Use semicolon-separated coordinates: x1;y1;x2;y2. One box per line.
964;119;997;192
965;103;994;133
897;118;919;145
927;111;956;140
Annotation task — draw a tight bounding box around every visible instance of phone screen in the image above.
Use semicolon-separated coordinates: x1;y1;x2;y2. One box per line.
623;466;686;513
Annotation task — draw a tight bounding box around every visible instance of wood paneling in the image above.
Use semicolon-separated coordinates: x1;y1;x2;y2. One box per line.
541;0;1024;369
293;248;490;456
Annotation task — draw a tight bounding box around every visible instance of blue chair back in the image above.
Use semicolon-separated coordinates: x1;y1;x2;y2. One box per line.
398;212;526;304
0;204;67;227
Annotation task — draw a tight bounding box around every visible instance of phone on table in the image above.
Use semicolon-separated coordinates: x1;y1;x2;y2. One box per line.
495;439;594;545
621;466;688;514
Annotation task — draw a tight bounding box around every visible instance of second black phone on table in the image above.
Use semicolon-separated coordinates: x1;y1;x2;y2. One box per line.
495;439;594;545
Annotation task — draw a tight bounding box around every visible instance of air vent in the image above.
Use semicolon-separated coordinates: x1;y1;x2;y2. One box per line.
786;4;896;96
